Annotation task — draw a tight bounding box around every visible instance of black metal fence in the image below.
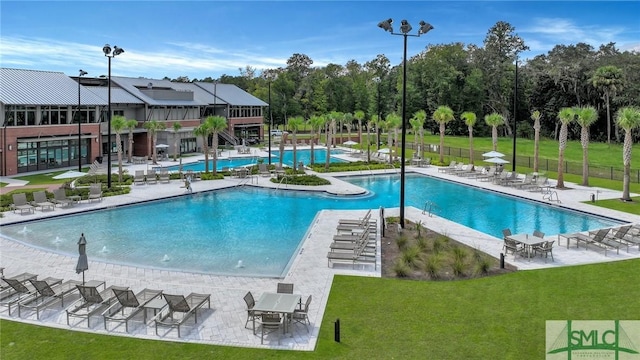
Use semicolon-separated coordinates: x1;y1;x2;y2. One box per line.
413;143;640;184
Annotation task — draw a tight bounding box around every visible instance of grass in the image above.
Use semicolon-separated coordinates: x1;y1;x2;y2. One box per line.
2;259;639;359
591;196;640;215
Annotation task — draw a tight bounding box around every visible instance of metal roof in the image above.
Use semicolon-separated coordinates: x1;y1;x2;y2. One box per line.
85;86;144;105
195;83;268;107
0;68;106;106
110;77;208;106
164;81;228;106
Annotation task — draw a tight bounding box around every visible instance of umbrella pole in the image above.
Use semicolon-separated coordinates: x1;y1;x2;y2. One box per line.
82;271;85;286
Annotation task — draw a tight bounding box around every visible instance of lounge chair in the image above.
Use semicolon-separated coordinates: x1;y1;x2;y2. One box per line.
338;209;372;226
437;161;456;173
11;193;35;214
18;278;82;319
134;170;146;185
336;210;377;234
153;292;211;337
258;163;271;177
66;284;128;327
569;229;620;255
1;277;61;315
52;189;74;207
274;164;286;177
0;272;37;294
146;170;158;184
606;225;640;250
276;283;294;294
87;183;103;203
327;230;377;269
31;191;55;211
158;169;170;183
103;288;163;332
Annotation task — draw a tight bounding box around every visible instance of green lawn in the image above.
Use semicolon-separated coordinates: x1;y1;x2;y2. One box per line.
2;259;639;359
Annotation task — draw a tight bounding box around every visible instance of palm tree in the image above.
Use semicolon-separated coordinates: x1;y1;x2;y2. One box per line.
433;106;455;163
111;115;127;183
172;122;182;161
325;115;336;171
206;115;228;175
484;113;505;152
354;110;365;149
125;118;137;164
531;110;542;173
366;115;376;162
615;106;640;201
287;116;305;171
591;65;624;144
461;112;477;165
193;122;212;173
556;107;575;189
573;106;598;186
343;112;353;144
410;110;426;160
308;115;326;165
143;120;166;165
384;113;401;164
329;111;342;148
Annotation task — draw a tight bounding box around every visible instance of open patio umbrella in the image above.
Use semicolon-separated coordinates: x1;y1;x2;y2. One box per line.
377;148;391;153
343;140;358;146
482;150;505;158
75;233;88;285
155;144;169;149
484;157;510;164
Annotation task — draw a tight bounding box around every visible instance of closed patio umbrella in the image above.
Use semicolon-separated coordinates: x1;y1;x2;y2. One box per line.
75;233;88;285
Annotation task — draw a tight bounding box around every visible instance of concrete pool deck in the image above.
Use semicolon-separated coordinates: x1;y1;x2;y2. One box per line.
1;149;639;350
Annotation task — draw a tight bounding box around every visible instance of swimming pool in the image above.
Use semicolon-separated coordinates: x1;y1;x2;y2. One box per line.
0;174;621;277
165;148;346;172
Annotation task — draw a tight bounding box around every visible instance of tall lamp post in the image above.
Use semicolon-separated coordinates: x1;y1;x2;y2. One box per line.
265;71;276;164
77;69;88;172
512;55;518;171
102;44;124;188
379;18;433;228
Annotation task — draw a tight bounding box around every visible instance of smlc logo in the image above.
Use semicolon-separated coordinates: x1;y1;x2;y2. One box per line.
546;320;640;359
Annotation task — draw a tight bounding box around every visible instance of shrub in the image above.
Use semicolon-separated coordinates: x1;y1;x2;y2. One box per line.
452;258;467;277
424;254;442;279
475;257;493;276
415;220;423;238
452;246;467;262
396;234;409;250
393;259;411;277
416;236;429;252
401;246;421;268
269;174;330;186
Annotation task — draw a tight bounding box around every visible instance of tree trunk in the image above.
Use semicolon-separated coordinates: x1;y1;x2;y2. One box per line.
310;128;315;164
468;127;474;165
152;133;158;165
292;132;297;171
202;135;209;173
533;120;540;173
557;123;568;188
492;126;498;151
128;130;133;163
605;92;611;144
439;123;445;163
621;131;632;201
212;132;219;175
580;127;589;186
116;133;123;183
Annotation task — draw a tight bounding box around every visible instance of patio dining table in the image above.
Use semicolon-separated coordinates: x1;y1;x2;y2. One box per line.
507;233;546;260
253;292;301;336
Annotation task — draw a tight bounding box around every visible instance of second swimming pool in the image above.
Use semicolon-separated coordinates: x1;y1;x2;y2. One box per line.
1;174;621;277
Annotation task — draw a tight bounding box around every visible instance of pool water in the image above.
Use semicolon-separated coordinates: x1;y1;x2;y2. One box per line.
166;149;346;172
1;174;621;277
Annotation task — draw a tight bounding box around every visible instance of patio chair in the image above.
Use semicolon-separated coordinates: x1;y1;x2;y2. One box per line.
243;291;261;332
158;169;171;183
146;170;158;184
502;229;512;240
259;313;283;345
533;230;545;239
19;278;82;319
134;170;146;185
154;292;211;337
31;191;55;211
258;163;271;177
52;188;73;207
11;193;35;214
66;284;128;327
533;240;554;262
87;183;103;203
1;276;60;315
292;295;312;333
277;283;294;294
503;238;525;258
103;288;163;332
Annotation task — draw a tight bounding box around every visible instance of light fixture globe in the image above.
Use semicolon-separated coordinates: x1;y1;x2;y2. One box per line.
418;21;434;35
79;69;88;76
113;46;125;56
400;20;412;34
102;44;111;56
378;18;393;32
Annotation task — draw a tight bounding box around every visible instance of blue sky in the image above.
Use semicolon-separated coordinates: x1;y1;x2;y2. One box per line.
1;1;638;80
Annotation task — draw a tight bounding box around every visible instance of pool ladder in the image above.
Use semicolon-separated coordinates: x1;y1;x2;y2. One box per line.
542;190;561;203
422;200;439;217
